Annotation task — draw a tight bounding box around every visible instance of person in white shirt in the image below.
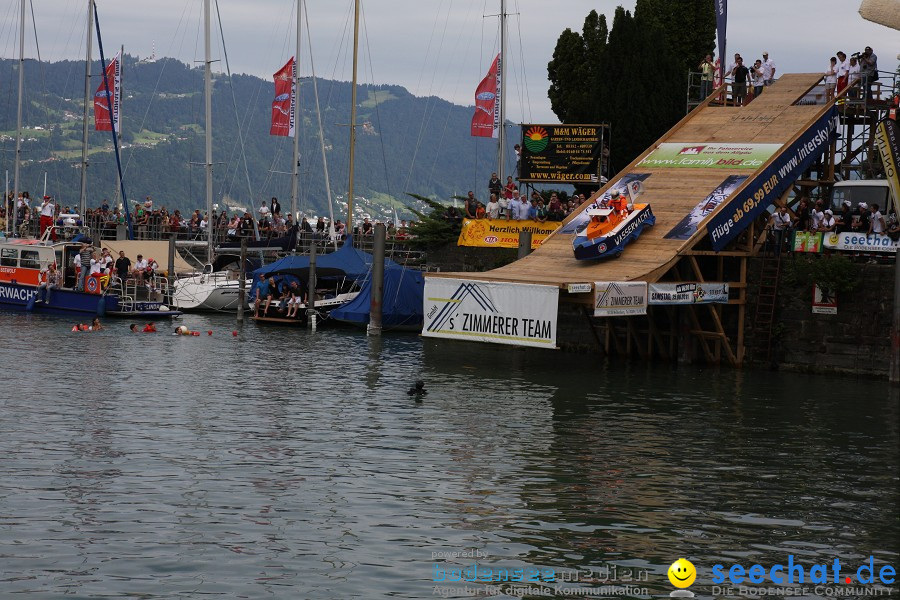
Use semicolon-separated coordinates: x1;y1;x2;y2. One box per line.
810;202;825;231
819;209;837;233
751;59;765;97
132;254;149;284
507;195;523;221
824;57;837;102
847;56;861;99
835;51;849;95
869;204;886;234
762;51;776;86
516;196;530;221
496;193;509;219
485;195;500;219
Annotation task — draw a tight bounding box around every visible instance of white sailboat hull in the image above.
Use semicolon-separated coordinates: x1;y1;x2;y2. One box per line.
172;272;251;311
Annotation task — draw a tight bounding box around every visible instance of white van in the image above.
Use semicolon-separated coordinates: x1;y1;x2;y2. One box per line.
830;179;896;214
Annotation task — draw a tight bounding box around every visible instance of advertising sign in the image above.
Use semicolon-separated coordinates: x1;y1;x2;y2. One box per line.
519;124;607;184
422;278;559;348
648;282;730;305
823;232;900;253
457;218;559;249
561;173;652;234
594;282;648;317
638;143;780;169
812;284;837;315
665;174;748;240
707;107;840;251
793;231;824;253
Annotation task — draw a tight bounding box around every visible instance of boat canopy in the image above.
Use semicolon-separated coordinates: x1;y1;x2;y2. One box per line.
330;265;424;329
252;238;400;280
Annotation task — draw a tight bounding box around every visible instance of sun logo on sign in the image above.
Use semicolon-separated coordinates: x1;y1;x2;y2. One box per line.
524;126;549;153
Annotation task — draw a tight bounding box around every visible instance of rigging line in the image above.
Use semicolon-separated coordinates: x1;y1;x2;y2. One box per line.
120;0;194;182
26;0;52;196
322;0;353;115
304;0;336;237
359;0;393;200
400;0;452;194
513;3;531;123
214;0;253;206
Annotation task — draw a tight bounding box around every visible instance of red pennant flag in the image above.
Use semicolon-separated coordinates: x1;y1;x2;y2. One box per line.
471;53;500;138
94;54;120;132
271;57;296;137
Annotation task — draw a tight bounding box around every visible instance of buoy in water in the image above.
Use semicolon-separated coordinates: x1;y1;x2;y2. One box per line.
232;330;238;337
207;330;213;336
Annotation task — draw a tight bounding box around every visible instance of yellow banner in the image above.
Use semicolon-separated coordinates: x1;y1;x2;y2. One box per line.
457;218;560;249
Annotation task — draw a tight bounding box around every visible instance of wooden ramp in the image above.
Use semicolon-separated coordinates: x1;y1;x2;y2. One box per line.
429;73;827;288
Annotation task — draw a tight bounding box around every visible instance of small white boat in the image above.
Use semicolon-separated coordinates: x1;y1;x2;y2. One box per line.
171;268;251;311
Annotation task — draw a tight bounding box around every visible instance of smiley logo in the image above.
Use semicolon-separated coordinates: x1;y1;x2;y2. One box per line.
668;558;696;588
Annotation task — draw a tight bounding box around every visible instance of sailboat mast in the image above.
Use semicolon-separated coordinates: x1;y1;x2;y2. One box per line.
290;0;302;221
12;0;25;211
497;0;506;184
347;0;360;230
204;0;214;260
115;43;123;206
79;0;94;216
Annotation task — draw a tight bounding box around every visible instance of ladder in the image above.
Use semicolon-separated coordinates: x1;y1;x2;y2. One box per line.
752;248;783;365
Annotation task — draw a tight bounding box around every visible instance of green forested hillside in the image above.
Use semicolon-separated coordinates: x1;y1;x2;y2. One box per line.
0;55;512;220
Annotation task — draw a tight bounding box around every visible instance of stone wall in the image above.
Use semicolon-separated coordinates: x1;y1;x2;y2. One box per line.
750;259;895;377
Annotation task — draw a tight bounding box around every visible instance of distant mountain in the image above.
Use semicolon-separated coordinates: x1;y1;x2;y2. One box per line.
0;55;516;221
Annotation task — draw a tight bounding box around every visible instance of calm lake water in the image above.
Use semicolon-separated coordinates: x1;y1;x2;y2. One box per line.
0;311;897;599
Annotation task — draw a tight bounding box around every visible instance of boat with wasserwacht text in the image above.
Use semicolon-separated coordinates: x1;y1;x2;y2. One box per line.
0;234;181;318
572;183;656;260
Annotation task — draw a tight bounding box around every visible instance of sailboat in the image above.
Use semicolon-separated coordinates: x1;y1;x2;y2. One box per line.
0;0;181;318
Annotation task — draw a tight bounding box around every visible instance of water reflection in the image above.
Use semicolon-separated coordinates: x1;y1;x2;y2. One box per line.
0;313;896;598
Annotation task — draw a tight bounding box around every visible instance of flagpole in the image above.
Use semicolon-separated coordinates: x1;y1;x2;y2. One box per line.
13;0;25;226
290;0;301;222
347;0;360;231
204;0;214;261
79;0;93;217
115;43;123;207
497;0;506;184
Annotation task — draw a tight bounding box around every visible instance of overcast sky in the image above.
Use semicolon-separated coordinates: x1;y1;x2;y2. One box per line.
1;0;897;123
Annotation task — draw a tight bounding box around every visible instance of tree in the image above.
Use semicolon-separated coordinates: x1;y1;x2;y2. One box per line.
546;3;714;173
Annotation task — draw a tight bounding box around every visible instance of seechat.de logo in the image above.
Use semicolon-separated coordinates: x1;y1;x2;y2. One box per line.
711;556;896;586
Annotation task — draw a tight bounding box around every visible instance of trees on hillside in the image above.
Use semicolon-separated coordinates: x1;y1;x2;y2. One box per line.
547;1;714;174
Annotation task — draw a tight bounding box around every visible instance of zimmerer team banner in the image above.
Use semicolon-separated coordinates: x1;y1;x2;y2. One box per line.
594;282;648;317
457;218;559;249
707;106;839;251
422;278;558;348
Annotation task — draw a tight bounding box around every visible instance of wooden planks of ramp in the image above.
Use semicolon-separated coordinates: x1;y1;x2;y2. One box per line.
428;73;826;288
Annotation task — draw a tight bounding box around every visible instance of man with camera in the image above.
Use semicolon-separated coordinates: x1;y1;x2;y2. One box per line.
858;47;878;100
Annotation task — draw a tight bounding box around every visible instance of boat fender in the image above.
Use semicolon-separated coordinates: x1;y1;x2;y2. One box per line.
191;331;200;336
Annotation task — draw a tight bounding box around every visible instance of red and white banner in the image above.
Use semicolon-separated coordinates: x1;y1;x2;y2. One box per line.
93;53;120;132
471;53;501;138
271;57;296;137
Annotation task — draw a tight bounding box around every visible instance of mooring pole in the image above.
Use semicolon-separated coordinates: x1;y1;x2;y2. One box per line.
307;238;317;330
518;231;532;259
368;223;386;336
891;247;900;385
237;237;247;324
167;234;175;295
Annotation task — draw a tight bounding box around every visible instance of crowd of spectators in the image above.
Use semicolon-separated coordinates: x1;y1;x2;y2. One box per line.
768;196;898;253
444;175;590;226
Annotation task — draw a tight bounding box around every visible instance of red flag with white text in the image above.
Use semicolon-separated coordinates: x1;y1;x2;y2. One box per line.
271;57;296;137
93;53;120;132
471;53;500;138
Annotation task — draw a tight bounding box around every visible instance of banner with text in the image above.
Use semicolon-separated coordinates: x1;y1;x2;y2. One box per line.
707;106;839;251
457;218;559;249
519;123;607;183
648;282;730;305
93;53;120;132
716;0;727;80
271;57;296;137
874;117;900;210
824;232;900;253
638;142;780;169
423;278;558;348
594;281;648;317
665;174;748;240
792;231;823;253
471;54;500;138
561;173;652;234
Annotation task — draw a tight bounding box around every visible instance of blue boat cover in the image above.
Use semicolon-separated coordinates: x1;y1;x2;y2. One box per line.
331;265;425;329
252;238;399;280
